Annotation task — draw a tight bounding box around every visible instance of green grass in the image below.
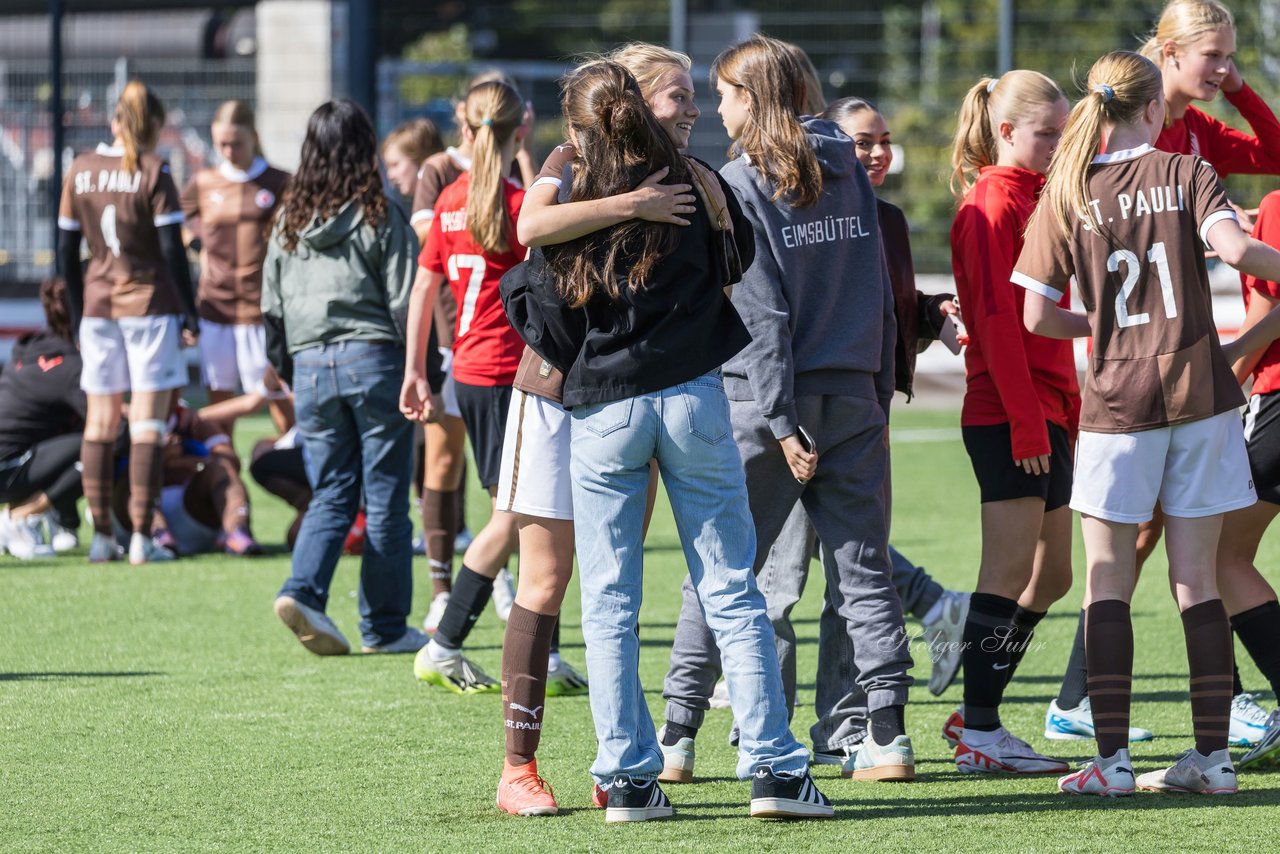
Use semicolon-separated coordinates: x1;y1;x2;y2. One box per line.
2;406;1279;852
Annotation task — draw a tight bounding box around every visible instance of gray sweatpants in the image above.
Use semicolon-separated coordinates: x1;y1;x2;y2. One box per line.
662;394;914;738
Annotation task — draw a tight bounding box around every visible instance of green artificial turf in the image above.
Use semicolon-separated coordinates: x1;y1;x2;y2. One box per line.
2;407;1278;852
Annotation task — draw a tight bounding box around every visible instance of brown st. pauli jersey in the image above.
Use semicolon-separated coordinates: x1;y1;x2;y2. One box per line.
1012;145;1244;433
58;143;185;318
180;156;290;325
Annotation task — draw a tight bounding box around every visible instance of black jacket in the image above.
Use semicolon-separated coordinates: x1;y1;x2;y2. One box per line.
502;167;755;409
0;331;87;459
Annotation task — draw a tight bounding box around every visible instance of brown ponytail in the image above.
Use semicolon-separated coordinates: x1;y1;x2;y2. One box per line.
115;80;165;173
462;81;524;254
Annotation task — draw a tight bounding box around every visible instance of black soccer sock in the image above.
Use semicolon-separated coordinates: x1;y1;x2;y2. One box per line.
870;705;906;746
961;593;1020;731
1232;600;1280;698
432;566;494;651
550;618;561;655
1086;600;1134;759
1233;660;1245;698
1005;606;1047;683
662;721;698;745
1057;609;1089;709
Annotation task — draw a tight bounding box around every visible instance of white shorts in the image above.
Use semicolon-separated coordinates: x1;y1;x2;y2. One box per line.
79;315;187;395
439;347;461;419
495;389;573;520
159;484;220;555
200;320;269;394
1071;409;1257;523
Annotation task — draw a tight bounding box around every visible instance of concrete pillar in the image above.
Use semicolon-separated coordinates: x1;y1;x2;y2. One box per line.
256;0;334;170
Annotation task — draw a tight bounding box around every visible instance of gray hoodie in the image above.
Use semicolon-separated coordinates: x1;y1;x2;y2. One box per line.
720;118;896;440
262;199;417;355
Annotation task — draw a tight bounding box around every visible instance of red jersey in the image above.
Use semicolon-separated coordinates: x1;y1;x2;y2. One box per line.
950;166;1078;459
1243;189;1280;395
419;174;526;386
1156;83;1280;178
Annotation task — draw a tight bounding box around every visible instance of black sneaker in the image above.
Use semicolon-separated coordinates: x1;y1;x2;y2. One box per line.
749;768;834;819
604;776;673;823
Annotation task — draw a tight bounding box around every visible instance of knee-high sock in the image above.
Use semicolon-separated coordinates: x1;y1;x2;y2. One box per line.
81;438;116;535
422;488;456;596
128;442;164;536
1005;606;1047;684
1232;601;1280;699
1184;599;1235;755
433;566;493;651
502;604;558;765
1056;610;1089;709
1085;600;1133;759
961;593;1019;730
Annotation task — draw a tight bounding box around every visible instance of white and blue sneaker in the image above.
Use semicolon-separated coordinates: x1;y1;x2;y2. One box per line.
604;776;673;823
657;725;695;783
1229;693;1273;747
1240;710;1280;770
840;735;915;782
1044;697;1154;743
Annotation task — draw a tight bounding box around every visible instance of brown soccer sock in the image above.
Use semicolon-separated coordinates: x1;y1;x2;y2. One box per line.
502;603;558;766
128;442;164;536
422;488;456;595
1085;599;1133;759
1183;599;1234;755
81;438;116;535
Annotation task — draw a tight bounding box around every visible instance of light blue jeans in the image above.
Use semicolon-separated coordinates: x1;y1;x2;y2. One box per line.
569;373;809;783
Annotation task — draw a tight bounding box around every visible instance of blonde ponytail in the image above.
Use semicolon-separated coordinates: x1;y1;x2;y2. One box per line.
951;69;1066;198
1036;50;1163;239
463;80;524;254
1140;0;1235;64
115;80;165;173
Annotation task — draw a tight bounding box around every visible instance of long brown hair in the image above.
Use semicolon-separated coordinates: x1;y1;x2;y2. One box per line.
1036;51;1164;238
712;35;821;209
462;81;524;254
545;61;684;309
40;277;73;343
949;70;1066;197
115;80;165;173
274;100;387;252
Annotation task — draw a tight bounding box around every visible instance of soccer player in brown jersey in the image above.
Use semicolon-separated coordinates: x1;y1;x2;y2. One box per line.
180;102;291;445
57;80;200;565
1014;50;1280;796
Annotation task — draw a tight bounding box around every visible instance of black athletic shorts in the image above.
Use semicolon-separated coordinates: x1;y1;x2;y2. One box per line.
1244;391;1280;505
962;420;1072;511
455;381;513;489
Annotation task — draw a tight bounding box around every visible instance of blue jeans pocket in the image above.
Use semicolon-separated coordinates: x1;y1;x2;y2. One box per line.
582;397;634;437
682;377;730;445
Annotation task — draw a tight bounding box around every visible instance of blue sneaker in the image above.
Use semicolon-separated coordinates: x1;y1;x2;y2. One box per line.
1044;698;1154;742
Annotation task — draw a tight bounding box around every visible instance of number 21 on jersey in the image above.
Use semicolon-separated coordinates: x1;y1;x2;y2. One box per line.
448;253;487;338
1109;241;1177;328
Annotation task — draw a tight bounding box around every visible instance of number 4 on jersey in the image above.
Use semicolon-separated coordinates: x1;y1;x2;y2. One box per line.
1109;241;1178;328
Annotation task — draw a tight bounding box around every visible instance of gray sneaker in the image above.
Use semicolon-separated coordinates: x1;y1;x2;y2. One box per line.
362;627;429;654
923;591;968;696
274;595;351;656
1137;748;1237;794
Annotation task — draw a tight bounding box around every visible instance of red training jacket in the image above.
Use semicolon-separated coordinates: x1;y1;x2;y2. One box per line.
1156;83;1280;178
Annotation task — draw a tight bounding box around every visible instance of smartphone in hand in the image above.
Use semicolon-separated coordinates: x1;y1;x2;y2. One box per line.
796;425;816;455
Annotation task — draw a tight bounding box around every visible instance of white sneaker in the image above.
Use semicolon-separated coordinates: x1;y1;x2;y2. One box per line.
492;567;516;622
362;627;429;654
708;679;731;709
1044;697;1154;742
546;656;589;697
274;595;351;656
1137;748;1237;795
1057;749;1136;797
841;735;916;781
1240;710;1280;770
1229;693;1272;747
923;591;968;696
88;531;124;563
954;727;1069;775
49;522;79;552
129;532;176;565
1;511;55;559
414;645;500;693
423;591;450;634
